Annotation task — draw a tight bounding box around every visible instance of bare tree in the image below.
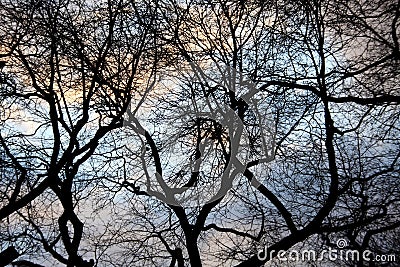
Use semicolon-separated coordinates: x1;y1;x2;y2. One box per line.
0;0;153;266
118;0;400;266
1;0;399;266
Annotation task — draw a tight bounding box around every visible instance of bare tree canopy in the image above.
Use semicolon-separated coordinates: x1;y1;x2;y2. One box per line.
0;0;399;266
